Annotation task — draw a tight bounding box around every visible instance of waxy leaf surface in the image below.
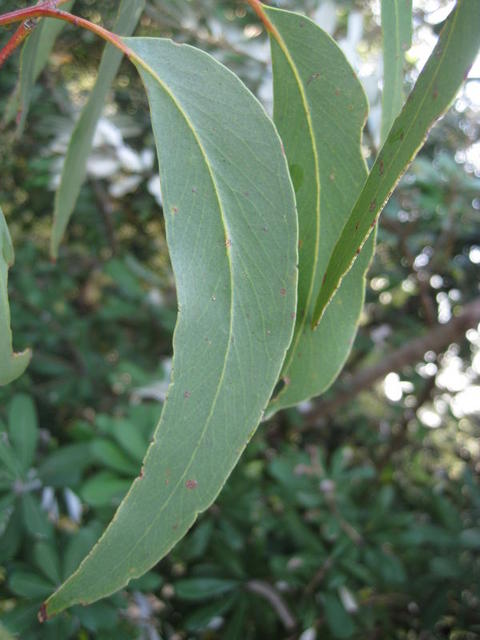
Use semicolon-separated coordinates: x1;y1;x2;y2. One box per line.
313;0;480;326
263;6;374;415
45;37;297;615
50;0;145;258
0;208;31;386
381;0;412;144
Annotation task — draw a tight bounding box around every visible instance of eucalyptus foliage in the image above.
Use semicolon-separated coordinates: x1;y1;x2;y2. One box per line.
0;0;478;620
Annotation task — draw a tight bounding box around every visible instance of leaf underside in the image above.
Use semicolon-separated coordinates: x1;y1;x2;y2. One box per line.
264;6;374;415
50;0;145;258
381;0;412;145
313;0;480;326
0;209;31;386
44;37;298;616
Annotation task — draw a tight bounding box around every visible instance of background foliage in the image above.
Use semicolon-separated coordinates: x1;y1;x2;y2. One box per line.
1;1;479;638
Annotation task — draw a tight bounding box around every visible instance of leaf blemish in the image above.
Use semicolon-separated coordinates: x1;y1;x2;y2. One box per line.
307;72;321;86
185;480;198;490
379;159;384;176
184;391;191;399
369;199;376;212
171;206;178;215
280;288;287;296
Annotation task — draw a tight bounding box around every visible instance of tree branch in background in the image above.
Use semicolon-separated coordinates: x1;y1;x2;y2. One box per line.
305;297;480;423
246;580;296;631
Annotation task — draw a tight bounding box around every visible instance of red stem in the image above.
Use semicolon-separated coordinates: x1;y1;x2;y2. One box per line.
245;0;276;35
0;3;133;61
0;21;34;68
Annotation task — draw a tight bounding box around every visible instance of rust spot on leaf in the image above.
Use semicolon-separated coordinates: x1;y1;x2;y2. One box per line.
171;206;178;215
369;199;376;212
225;238;232;248
186;479;198;490
335;88;341;96
280;288;287;297
379;159;384;176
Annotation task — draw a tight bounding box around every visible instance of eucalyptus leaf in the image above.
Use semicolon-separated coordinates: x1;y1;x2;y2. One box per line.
8;393;38;472
312;0;480;326
3;1;76;128
44;36;297;617
380;0;412;144
16;1;76;133
50;0;145;258
260;6;374;414
0;208;31;386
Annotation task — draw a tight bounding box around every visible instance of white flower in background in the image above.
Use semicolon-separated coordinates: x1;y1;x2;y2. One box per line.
49;116;161;204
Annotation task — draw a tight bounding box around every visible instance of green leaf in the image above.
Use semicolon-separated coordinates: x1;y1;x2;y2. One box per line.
80;471;132;508
14;1;77;133
37;443;92;487
380;0;412;144
174;578;238;602
9;571;53;599
185;593;238;631
312;0;480;326
110;418;149;462
45;36;297;616
21;493;53;540
323;593;356;639
8;394;38;472
260;6;373;414
0;208;31;386
50;0;145;258
33;541;62;586
90;438;140;476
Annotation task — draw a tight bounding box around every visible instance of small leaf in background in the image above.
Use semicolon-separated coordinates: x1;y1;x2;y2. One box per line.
174;578;238;602
0;208;31;386
50;0;145;258
260;6;374;415
21;493;53;540
312;0;480;326
33;541;62;586
80;471;132;508
323;592;356;639
90;438;140;477
380;0;412;144
9;571;53;599
8;393;38;472
44;35;297;617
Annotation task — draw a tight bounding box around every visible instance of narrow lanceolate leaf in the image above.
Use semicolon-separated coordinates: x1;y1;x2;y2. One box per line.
381;0;412;145
4;1;76;129
313;0;480;327
261;6;374;415
44;38;297;616
0;208;31;386
50;0;145;258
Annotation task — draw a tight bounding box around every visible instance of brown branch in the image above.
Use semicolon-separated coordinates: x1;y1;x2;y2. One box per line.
246;580;296;631
305;297;480;422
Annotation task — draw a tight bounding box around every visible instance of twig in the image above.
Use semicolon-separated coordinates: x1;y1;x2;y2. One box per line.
304;297;480;423
246;580;296;631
